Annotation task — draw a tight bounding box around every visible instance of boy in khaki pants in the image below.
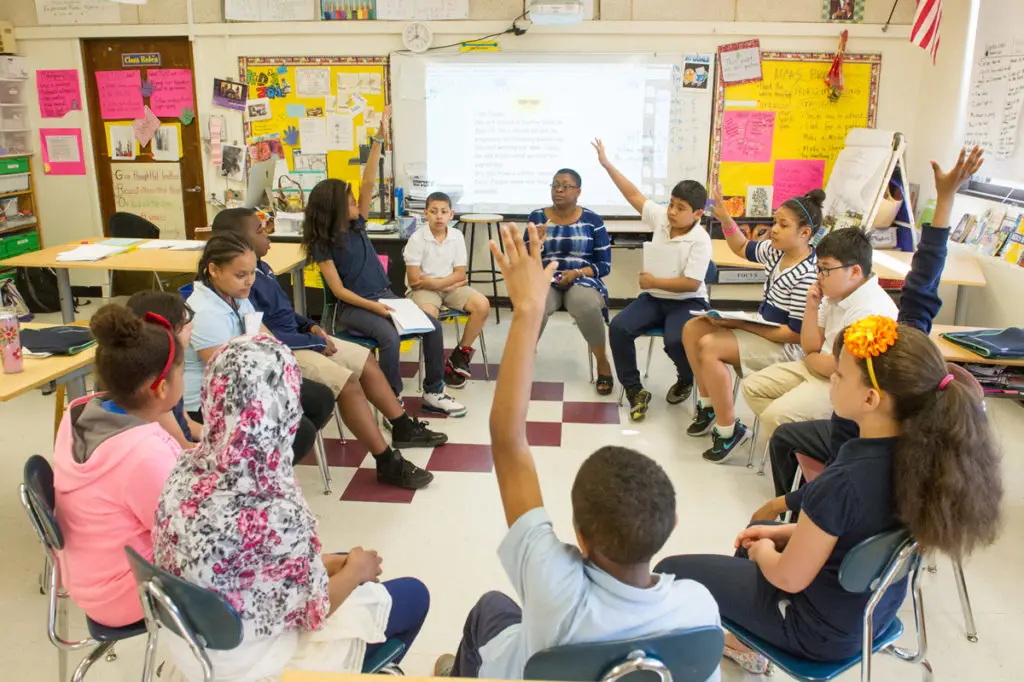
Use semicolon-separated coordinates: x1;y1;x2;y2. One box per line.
741;227;897;438
404;192;491;387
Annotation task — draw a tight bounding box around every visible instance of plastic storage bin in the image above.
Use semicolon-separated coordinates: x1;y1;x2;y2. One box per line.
0;131;30;156
0;105;27;131
0;80;24;104
0;172;29;194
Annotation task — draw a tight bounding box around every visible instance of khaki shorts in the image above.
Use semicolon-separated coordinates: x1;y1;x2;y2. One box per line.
733;329;803;378
408;286;483;313
294;335;370;397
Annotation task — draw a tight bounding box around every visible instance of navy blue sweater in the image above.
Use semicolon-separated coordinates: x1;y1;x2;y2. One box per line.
786;225;949;510
250;259;327;353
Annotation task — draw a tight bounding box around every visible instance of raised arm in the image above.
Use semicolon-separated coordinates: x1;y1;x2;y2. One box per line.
593;139;646;214
358;104;391;219
489;224;559;527
711;185;749;257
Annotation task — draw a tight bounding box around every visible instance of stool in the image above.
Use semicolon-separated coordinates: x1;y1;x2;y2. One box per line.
457;214;505;324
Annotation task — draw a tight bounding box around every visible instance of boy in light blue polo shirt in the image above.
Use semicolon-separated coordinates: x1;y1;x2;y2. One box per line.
434;225;721;681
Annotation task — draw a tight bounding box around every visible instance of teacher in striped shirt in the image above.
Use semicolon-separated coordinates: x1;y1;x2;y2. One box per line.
527;169;614;395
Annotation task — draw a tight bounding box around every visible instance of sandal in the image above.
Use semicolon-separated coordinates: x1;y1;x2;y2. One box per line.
723;644;769;675
596;374;614;396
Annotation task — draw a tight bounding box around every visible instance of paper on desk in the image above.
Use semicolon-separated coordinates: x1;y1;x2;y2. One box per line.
387;298;436;335
138;240;205;250
56;244;129;262
693;310;782;327
642;242;681;278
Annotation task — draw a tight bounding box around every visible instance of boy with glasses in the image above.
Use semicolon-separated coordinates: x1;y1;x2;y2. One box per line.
404;191;491;386
740;227;897;438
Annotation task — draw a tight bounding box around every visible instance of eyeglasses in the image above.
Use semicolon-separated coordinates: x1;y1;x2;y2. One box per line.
550;183;579;191
817;263;854;277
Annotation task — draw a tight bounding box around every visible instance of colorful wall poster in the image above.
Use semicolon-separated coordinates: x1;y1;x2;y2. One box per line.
40;128;86;175
95;70;144;120
146;69;194;118
36;69;81;118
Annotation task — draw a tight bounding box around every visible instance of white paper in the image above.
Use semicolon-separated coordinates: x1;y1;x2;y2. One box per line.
376;0;469;20
326;112;354;151
964;54;1024;159
45;135;81;163
367;74;383;95
386;298;437;334
642;242;681;279
245;98;272;121
152;124;180;162
694;310;781;327
244;312;264;335
34;0;121;25
348;97;366;118
337;72;359;99
137;240;205;250
720;46;762;84
295;68;332;98
56;244;126;262
298;117;329;154
224;0;315;21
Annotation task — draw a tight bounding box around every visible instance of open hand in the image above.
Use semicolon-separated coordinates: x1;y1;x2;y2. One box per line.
931;145;984;198
710;185;733;225
592;138;610;167
344;547;383;584
380;104;392;142
490;223;558;314
373;301;395;318
527;220;548;245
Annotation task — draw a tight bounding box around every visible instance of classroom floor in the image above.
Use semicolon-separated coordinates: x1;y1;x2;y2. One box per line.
1;304;1022;682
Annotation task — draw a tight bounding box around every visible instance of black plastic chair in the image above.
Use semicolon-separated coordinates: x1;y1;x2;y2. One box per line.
19;455;146;682
108;212;165;291
524;626;724;682
124;546;243;682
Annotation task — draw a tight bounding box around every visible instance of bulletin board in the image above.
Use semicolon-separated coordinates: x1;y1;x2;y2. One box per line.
237;55;391;212
711;52;881;214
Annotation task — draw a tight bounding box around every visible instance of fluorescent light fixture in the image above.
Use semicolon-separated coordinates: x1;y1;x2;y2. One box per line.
528;0;584;25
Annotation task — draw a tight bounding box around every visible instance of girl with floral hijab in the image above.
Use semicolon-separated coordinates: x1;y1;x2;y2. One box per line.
154;335;429;681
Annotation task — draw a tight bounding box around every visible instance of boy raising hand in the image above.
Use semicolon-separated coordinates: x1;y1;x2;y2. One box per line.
434;224;721;680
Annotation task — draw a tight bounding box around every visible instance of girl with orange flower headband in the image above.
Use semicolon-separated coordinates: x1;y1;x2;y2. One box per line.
655;314;1002;671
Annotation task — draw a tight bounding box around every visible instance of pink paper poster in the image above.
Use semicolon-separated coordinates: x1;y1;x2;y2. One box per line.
96;70;144;120
36;70;81;119
40;128;86;175
133;106;161;147
147;69;194;118
772;159;825;210
721;110;775;163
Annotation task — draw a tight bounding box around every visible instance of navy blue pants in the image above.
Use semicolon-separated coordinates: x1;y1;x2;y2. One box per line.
452;591;523;677
609;294;710;391
363;577;431;663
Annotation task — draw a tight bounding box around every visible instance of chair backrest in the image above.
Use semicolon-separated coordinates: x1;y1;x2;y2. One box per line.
22;454;64;551
704;261;718;285
838;527;916;594
524;626;724;682
378;253;389;273
109;212;160;240
179;283;194;301
795;453;826;483
124;546;243;652
319;272;339;305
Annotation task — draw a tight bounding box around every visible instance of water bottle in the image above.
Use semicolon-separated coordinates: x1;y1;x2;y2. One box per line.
0;307;23;374
394;186;404;218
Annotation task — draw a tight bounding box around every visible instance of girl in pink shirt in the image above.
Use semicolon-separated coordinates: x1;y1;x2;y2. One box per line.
53;304;184;627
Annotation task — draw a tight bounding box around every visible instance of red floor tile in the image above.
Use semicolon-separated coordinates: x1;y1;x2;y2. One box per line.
400;396;449;420
427;443;494;473
320;438;369;468
530;381;565;401
562;401;621;425
468;363;500;381
525;421;562;447
339;468;416;504
400;360;422;379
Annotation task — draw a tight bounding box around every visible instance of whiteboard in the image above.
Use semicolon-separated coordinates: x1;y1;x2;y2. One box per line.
391;53;716;217
224;0;316;22
962;0;1024;183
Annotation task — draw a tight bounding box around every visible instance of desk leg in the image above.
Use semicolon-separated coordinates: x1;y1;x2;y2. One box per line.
292;266;307;317
954;284;968;325
56;269;75;324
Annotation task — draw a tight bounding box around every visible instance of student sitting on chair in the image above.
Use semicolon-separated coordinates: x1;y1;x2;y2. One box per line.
302;108;466;417
433;224;721;680
683;188;821;463
740;228;897;440
127;290;336;470
155;335;430;680
212;208;445;490
403;191;491;385
594;139;712;421
657;316;1002;674
53;304;183;628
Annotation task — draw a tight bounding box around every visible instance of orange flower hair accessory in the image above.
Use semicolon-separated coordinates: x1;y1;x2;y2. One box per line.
843;316;899;391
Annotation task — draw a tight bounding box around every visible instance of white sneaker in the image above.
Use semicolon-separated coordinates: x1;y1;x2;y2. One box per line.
422;391;467;417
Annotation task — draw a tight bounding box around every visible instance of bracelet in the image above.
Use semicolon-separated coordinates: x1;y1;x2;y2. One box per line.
721;218;741;236
372;136;384;144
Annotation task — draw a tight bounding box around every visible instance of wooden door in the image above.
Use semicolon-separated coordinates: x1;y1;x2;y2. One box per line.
81;37;206;239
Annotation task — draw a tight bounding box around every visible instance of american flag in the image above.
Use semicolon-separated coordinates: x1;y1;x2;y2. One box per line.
911;0;943;63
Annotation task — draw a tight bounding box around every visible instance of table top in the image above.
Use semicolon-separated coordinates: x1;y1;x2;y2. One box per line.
931;324;1024;367
710;240;987;288
0;323;96;403
0;240;306;275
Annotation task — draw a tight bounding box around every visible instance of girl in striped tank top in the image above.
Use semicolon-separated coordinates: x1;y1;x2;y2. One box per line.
683;188;823;464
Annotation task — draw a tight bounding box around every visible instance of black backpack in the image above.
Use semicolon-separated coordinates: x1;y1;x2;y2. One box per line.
15;267;74;314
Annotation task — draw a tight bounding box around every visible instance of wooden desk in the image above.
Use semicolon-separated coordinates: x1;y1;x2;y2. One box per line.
0;323;94;402
0;240;308;323
931;324;1024;368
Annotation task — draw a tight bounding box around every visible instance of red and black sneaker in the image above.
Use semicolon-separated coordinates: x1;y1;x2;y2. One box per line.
447;346;475;379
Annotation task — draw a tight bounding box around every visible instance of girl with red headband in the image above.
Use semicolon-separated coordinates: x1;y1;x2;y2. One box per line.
52;303;185;628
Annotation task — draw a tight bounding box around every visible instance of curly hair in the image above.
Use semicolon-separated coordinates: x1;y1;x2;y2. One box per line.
571;446;676;564
301;178;353;263
841;324;1002;558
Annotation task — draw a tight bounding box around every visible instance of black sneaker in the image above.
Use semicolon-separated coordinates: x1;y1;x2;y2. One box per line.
448;346;474;378
702;422;750;463
666;380;693;405
626;388;652;422
376;450;434;490
687;404;716;436
391;416;448;449
444;365;467;389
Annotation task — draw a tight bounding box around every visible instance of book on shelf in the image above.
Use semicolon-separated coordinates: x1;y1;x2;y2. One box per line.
967;206;1006;247
950;213;977;243
987;213;1021;257
1002;232;1024;265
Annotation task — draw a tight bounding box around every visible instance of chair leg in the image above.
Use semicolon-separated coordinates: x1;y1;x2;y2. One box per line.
142;631;159;682
72;641;115;682
643;335;655;379
951;557;978;642
588;347;594;383
418;341;425;393
314;432;332;495
479;329;490;380
746;417;761;468
333;405;346;444
757;440;770;476
104;643;118;662
153;272;166;292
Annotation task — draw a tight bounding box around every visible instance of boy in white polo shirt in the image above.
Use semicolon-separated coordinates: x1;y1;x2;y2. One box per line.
595;139;712;422
404;191;492;386
741;227;898;437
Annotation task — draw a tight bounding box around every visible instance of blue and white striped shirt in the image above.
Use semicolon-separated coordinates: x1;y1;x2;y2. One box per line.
745;240;817;333
526;207;612;299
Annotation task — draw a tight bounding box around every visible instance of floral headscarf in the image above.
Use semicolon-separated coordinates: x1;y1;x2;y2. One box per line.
154;334;329;638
